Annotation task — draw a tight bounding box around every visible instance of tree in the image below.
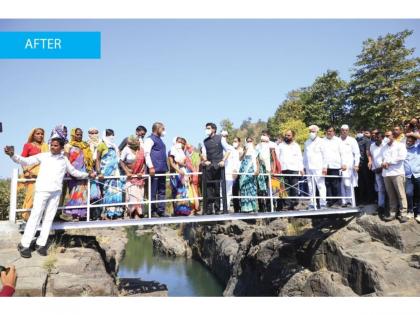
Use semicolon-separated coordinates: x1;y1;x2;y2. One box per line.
220;118;235;143
348;30;420;130
267;89;306;137
302;70;348;130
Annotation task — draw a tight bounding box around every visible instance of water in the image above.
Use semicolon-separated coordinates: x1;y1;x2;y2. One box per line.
118;228;224;297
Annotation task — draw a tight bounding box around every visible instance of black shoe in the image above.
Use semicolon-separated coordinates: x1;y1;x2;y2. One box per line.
17;243;32;259
36;245;49;256
158;213;169;218
397;215;409;223
151;213;159;218
382;215;394;222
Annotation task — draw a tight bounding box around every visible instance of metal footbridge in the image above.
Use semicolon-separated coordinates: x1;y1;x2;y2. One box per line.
8;169;361;230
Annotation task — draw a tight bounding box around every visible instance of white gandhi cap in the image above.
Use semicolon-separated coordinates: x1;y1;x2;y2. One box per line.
341;124;349;130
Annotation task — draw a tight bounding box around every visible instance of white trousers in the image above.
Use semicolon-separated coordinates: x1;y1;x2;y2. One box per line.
223;179;234;211
21;190;61;248
307;169;327;207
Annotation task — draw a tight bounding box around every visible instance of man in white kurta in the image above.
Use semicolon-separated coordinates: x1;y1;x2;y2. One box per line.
303;125;327;209
339;125;361;206
4;139;92;259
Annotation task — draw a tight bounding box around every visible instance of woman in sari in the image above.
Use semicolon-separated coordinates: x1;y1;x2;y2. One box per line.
97;129;124;220
87;128;101;161
239;137;260;213
61;128;100;221
119;135;146;219
169;137;196;216
184;142;201;213
50;124;70;152
19;128;49;221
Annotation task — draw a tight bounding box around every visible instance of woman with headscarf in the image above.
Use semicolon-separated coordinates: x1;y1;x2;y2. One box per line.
19;128;49;221
168;137;199;216
49;124;70;152
87;128;101;161
97;129;124;219
60;128;99;221
119;135;146;219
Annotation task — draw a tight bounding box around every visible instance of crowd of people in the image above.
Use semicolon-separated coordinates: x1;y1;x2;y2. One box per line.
3;118;420;258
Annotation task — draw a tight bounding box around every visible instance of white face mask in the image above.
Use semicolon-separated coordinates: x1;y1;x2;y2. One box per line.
261;135;270;142
205;129;212;136
356;133;363;138
383;137;389;144
161;130;166;137
309;132;317;140
233;142;239;149
107;135;115;143
175;143;182;150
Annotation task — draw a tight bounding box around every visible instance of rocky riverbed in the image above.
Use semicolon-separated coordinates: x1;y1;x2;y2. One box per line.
152;212;420;297
0;222;168;297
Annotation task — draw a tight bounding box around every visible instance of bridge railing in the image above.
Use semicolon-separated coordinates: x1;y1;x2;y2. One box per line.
8;168;356;224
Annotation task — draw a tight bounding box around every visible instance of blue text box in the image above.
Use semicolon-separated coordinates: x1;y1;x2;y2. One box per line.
0;32;101;59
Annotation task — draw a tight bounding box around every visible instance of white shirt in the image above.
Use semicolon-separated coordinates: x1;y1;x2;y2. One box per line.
381;141;407;177
12;152;88;192
323;136;344;169
225;148;241;180
339;136;361;168
303;136;326;170
369;142;385;170
278;142;304;172
120;146;137;164
256;141;275;172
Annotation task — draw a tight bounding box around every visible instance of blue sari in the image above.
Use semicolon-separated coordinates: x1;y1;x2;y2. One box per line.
100;146;124;219
239;155;258;213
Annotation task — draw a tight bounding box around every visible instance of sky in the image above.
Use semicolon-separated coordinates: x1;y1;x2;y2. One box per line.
0;19;419;178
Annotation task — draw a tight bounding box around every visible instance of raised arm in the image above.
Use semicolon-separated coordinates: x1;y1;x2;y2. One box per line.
65;158;89;179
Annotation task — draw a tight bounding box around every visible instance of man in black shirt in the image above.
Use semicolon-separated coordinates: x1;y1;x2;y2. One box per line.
356;129;375;204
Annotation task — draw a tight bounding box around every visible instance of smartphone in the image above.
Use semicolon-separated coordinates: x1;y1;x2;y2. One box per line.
0;265;10;274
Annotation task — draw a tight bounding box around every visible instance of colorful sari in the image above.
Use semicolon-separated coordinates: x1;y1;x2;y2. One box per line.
170;167;194;216
125;148;146;218
19;129;49;220
239;155;258;213
184;146;201;212
63;132;100;220
98;142;124;219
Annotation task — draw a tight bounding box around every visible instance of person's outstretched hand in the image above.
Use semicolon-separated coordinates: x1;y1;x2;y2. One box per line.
1;265;16;289
4;146;15;157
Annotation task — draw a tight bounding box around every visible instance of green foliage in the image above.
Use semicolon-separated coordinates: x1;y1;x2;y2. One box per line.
348;29;420;130
0;179;25;221
221;118;267;143
267;89;305;137
302;70;349;130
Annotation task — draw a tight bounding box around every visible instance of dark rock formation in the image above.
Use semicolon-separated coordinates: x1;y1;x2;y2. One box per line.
183;215;420;297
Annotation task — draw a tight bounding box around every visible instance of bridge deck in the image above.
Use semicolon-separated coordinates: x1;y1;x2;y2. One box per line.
46;207;361;230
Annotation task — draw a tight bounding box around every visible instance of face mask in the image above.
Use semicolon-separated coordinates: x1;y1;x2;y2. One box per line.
233;142;239;149
356;133;363;139
205;129;212;136
175;143;182;150
161;130;166;137
107;136;115;143
309;132;317;140
261;135;270;142
383;137;389;144
284;138;291;144
246;143;254;150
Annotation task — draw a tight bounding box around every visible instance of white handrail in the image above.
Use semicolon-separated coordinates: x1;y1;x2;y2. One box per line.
9;168;356;222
